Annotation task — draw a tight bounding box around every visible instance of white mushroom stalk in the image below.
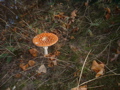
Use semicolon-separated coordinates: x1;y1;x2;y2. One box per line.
43;46;48;55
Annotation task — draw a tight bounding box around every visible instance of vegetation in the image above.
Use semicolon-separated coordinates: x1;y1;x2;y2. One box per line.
0;0;120;90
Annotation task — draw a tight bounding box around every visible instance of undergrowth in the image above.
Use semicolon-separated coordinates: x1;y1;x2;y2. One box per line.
0;0;120;90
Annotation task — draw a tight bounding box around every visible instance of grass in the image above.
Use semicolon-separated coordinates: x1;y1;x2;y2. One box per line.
0;0;120;90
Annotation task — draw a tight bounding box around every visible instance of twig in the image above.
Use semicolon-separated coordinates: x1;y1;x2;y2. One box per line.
79;74;120;86
88;85;104;89
77;50;92;87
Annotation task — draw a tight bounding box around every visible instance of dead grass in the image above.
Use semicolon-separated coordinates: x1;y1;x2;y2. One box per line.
0;0;120;90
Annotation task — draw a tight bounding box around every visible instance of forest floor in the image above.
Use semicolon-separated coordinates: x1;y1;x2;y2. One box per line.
0;0;120;90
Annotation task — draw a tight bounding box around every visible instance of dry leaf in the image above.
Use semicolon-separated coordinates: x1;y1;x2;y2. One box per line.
14;73;22;78
105;7;111;14
54;12;66;19
19;63;29;71
6;88;11;90
71;85;87;90
54;50;60;56
70;36;75;39
74;70;80;77
71;27;79;33
48;60;57;67
91;60;105;78
29;48;38;57
105;13;111;20
49;54;56;60
28;60;36;66
36;64;47;74
85;1;89;6
71;10;77;18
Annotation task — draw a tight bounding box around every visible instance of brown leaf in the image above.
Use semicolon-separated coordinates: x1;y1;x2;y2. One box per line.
85;1;89;7
29;48;38;57
105;7;111;14
71;27;79;33
19;63;29;71
6;88;11;90
54;12;66;19
71;85;87;90
28;60;36;66
91;60;105;78
54;50;60;56
36;64;47;74
105;13;111;20
74;70;80;77
49;54;56;60
48;59;57;67
70;36;75;39
14;73;22;78
71;10;77;18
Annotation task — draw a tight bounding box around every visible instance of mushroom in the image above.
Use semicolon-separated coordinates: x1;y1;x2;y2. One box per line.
33;33;58;55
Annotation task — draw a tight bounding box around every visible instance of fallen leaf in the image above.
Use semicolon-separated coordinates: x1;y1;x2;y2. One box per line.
71;27;79;33
71;85;87;90
70;36;75;39
62;23;70;29
105;13;111;20
19;63;29;71
48;60;57;67
49;54;56;60
28;60;36;66
6;88;11;90
54;50;60;56
105;7;111;14
85;1;89;7
54;12;66;19
74;70;80;77
91;60;105;78
36;64;47;74
29;48;38;57
14;73;22;78
71;9;77;18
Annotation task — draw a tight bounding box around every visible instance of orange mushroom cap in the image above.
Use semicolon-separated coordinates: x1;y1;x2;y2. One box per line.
33;33;58;47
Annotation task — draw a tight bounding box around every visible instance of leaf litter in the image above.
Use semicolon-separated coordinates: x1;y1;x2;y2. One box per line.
0;1;120;90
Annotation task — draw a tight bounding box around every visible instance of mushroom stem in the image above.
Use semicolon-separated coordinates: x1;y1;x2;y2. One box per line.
43;46;48;55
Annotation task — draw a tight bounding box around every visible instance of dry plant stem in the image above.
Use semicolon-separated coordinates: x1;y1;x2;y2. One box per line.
37;79;50;89
79;74;120;86
77;50;92;87
0;4;16;15
0;63;40;87
88;85;104;89
106;41;111;65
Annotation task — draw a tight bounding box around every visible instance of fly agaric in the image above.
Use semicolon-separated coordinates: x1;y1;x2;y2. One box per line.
33;33;58;55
